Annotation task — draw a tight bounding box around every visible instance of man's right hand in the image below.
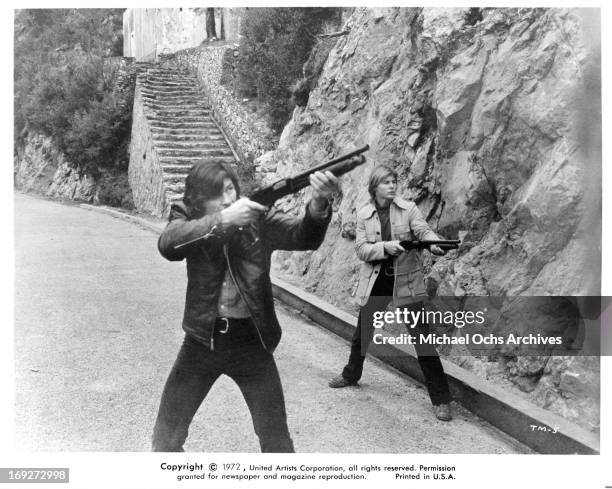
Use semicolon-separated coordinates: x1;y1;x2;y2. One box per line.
384;240;406;256
220;198;268;227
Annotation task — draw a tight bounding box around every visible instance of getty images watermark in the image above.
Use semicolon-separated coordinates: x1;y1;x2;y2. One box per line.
363;296;611;355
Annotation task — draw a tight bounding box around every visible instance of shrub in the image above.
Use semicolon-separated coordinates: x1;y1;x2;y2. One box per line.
96;170;134;209
236;8;340;133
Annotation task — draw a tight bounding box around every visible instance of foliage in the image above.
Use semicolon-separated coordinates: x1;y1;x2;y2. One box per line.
96;170;135;209
235;8;340;133
14;9;130;174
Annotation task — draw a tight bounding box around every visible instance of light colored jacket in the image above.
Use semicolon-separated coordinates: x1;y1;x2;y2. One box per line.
354;196;439;306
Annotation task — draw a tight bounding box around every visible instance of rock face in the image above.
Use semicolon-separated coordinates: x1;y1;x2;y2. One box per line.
15;134;96;202
257;8;600;430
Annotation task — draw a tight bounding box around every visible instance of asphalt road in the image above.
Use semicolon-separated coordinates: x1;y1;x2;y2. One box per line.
14;193;528;453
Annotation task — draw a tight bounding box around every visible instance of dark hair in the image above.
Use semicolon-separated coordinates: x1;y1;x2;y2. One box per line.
183;161;240;218
368;165;397;200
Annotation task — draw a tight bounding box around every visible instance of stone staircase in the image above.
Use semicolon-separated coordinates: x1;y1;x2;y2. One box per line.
137;67;236;207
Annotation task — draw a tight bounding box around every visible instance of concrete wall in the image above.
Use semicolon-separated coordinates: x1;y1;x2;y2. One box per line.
128;85;166;216
123;8;242;60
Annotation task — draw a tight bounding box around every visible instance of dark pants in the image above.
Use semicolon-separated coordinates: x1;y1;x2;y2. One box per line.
342;273;451;406
152;319;294;452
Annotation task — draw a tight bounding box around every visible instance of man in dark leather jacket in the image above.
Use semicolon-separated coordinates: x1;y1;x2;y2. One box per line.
152;160;338;452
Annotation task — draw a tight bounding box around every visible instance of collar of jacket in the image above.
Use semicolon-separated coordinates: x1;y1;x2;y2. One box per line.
357;196;411;219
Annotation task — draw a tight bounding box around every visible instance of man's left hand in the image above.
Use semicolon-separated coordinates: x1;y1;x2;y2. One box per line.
309;171;340;211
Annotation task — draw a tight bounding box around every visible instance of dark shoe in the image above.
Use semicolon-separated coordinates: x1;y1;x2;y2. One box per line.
433;403;452;422
328;375;358;388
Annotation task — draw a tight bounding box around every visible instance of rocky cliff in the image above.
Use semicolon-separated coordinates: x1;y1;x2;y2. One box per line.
15;134;97;201
257;8;601;429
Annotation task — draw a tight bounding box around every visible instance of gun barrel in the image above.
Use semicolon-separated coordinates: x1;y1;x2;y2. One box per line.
288;145;370;183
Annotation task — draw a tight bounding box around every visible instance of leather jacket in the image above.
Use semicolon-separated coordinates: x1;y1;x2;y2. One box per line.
354;196;439;306
158;201;331;352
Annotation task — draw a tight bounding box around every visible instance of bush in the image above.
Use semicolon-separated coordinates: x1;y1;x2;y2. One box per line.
14;9;129;174
236;8;340;133
64;86;134;174
96;170;134;209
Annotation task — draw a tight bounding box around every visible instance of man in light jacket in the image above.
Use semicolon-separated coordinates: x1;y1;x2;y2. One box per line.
329;165;453;421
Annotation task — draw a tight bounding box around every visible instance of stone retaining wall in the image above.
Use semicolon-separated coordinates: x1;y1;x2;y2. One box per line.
127;86;166;216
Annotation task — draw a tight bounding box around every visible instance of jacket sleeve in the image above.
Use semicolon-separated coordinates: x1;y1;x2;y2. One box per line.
407;203;439;241
355;215;386;262
157;203;225;261
261;200;332;251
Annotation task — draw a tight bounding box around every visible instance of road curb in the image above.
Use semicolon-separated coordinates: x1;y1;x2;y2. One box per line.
80;204;165;234
83;203;599;455
271;278;599;455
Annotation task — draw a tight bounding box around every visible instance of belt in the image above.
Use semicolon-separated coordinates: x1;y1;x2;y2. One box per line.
214;317;252;335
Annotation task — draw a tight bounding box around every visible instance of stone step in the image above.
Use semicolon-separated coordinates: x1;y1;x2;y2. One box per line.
141;95;202;104
142;100;209;110
142;94;206;103
150;127;224;136
146;70;195;77
165;191;184;203
162;172;189;183
141;86;200;95
147;66;191;76
147;113;212;122
152;133;226;142
148;119;216;127
147;119;214;127
145;109;211;118
148;75;197;84
164;181;186;194
146;108;211;118
144;76;196;84
159;155;236;165
153;140;227;149
147;71;191;77
140;90;201;98
161;163;193;174
157;148;233;158
162;172;191;185
149;126;219;134
145;108;208;116
143;81;198;90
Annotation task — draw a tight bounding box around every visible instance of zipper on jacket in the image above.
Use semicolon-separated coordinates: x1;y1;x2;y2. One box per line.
222;244;269;352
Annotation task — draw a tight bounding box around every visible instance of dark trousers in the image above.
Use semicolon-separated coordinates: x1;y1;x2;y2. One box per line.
152;320;294;452
342;273;451;406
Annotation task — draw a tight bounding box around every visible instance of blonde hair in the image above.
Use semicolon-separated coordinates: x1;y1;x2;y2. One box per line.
368;165;397;200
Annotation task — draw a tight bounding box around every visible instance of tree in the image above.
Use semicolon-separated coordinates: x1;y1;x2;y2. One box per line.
236;8;340;132
14;9;132;173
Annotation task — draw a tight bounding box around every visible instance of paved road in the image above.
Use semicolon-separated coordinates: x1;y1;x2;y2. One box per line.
14;193;528;453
